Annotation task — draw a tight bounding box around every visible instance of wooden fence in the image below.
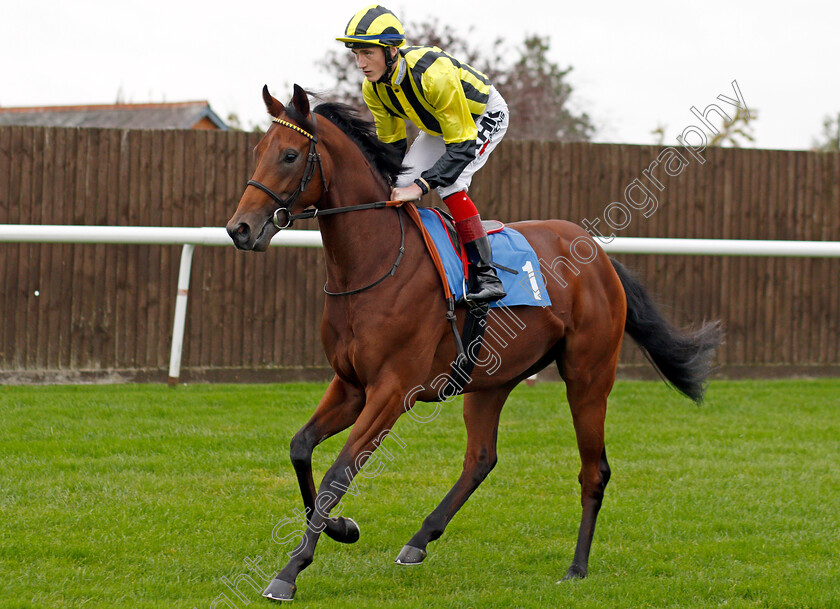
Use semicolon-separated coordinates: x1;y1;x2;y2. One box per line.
1;125;838;382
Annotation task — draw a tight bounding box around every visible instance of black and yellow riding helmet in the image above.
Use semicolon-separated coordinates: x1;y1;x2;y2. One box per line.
337;5;406;49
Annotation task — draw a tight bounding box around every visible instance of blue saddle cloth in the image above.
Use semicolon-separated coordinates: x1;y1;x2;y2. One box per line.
417;207;551;308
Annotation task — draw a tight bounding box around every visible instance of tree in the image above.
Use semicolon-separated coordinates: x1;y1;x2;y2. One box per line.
653;108;757;147
651;123;667;146
226;112;243;131
812;114;839;152
494;35;594;141
402;17;506;83
225;112;269;133
708;107;757;147
316;21;594;142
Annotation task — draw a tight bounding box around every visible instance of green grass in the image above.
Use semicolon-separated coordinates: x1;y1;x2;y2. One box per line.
1;380;838;609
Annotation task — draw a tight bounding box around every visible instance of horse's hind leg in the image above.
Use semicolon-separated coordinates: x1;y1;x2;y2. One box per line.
559;356;617;581
396;384;514;565
290;375;365;543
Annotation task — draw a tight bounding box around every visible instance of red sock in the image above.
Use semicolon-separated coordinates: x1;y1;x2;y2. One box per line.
444;191;485;243
442;191;478;223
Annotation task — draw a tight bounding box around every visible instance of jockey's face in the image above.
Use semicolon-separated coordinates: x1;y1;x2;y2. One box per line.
352;46;395;82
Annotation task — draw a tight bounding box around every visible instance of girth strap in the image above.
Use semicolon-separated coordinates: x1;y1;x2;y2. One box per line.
445;304;489;397
401;203;484;389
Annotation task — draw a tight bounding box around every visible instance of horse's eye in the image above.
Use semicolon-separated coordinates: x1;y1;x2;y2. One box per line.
283;150;298;164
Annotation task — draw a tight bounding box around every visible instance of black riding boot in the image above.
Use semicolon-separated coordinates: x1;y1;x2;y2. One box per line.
464;236;506;304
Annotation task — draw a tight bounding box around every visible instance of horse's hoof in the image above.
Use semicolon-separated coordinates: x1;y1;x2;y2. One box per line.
558;565;587;582
263;577;296;602
325;517;360;544
394;544;427;565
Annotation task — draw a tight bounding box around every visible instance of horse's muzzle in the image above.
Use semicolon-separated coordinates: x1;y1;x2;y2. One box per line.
227;220;251;250
226;217;277;251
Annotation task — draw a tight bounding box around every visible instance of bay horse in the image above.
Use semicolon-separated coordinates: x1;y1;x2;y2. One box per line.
226;85;722;602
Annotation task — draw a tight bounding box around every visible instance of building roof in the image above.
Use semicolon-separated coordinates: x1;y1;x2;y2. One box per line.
0;101;229;130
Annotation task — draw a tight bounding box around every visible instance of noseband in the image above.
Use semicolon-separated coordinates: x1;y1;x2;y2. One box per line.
246;116;329;229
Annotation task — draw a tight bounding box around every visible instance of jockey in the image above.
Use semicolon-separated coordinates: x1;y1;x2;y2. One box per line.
337;4;508;305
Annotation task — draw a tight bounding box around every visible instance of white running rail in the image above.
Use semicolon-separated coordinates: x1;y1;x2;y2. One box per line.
3;224;840;384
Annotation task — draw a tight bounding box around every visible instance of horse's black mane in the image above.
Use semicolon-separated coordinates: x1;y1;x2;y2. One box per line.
311;102;405;186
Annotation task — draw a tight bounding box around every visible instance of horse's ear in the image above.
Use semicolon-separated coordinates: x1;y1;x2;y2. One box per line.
290;84;311;117
262;85;283;118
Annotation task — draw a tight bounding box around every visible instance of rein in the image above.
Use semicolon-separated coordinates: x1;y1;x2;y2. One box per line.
246;114;468;362
247;115;406;296
323;206;405;297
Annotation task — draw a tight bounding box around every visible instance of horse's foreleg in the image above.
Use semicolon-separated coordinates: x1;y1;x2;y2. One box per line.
290;376;365;544
396;385;512;566
263;385;407;602
560;364;616;581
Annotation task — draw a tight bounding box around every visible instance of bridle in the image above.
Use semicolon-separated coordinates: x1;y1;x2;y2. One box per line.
243;111;465;357
246;115;330;230
245;114;406;296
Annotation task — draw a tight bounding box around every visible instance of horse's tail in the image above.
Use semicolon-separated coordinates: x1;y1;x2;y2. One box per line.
611;258;723;403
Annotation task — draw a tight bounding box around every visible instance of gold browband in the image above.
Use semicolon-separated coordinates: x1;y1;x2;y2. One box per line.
271;117;315;140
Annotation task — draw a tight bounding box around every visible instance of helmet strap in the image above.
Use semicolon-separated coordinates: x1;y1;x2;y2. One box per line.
378;47;398;84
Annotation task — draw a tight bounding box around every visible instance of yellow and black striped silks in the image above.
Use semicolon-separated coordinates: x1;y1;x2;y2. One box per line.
362;45;493;189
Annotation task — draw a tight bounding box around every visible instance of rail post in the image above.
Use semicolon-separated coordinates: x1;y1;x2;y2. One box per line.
167;244;196;386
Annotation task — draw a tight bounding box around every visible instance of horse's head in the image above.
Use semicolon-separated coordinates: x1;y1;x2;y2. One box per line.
227;84;328;251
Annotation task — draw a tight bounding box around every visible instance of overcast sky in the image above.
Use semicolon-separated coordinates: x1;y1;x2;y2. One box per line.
1;0;837;150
